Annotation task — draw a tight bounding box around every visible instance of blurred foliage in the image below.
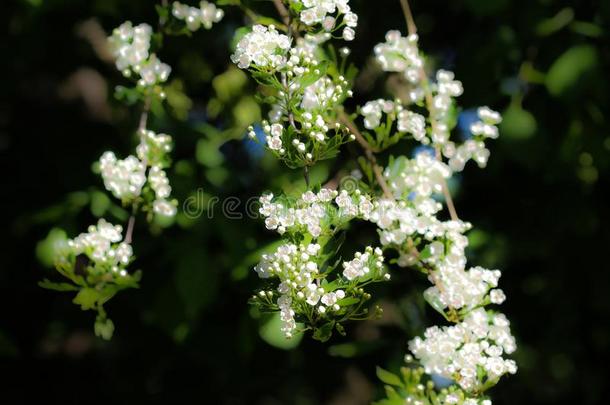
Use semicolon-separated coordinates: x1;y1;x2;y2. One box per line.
1;0;610;404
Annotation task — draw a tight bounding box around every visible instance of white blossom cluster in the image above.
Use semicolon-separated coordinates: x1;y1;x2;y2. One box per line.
254;242;387;338
295;0;358;41
62;219;133;276
236;24;356;164
136;129;173;166
108;22;171;86
231;25;291;70
360;99;399;130
99;129;177;218
259;188;373;238
386;154;452;199
374;31;423;84
172;1;224;31
408;308;517;392
99;152;146;201
302;76;350;112
370;32;504;173
148;165;177;217
359;99;427;143
445;107;503;172
342;246;386;281
254;243;321;337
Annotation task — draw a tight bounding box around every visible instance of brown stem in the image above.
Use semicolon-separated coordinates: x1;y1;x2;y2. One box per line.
271;0;291;27
304;166;310;188
398;0;459;221
337;111;393;199
398;0;417;36
124;215;136;244
138;95;152;133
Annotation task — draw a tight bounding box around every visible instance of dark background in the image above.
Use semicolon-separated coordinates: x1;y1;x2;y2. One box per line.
1;0;609;403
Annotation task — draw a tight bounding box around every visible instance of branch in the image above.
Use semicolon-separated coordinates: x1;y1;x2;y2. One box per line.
124;214;136;244
337;110;393;199
398;0;417;37
138;95;152;133
271;0;291;28
398;0;459;221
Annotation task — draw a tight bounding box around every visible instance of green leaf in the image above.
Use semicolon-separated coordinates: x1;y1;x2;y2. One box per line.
312;321;335;342
423;288;447;318
94;316;115;340
337;297;360;307
536;8;574;36
546;45;598;97
259;313;303;350
376;367;404;387
500;103;537;140
38;279;79;292
300;61;329;88
90;190;110;217
73;288;102;310
35;228;67;268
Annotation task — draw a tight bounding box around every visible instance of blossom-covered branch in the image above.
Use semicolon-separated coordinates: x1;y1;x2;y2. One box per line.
39;0;224;340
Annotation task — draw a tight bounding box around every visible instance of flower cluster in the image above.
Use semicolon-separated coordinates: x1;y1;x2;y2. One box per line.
294;0;358;41
258;188;373;238
231;25;291;70
409;309;517;392
235;21;356;167
385;154;452;199
252;242;388;340
40;1;225;339
172;1;224;31
374;31;423;84
446;107;502;172
108;22;171;86
342;246;386;281
98;129;177;218
58;219;135;277
43;218;142;340
99;152;146;202
236;3;516;402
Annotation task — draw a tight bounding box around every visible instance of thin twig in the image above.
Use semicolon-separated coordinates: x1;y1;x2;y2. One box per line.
271;0;291;27
337;111;393;199
399;0;459;221
124;215;136;244
398;0;417;36
138;95;152;133
304;166;310;188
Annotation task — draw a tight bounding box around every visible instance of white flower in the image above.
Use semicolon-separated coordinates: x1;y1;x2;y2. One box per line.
408;309;517;392
148;165;172;199
374;31;422;83
108;22;171;85
172;1;224;31
342;27;355;41
397;110;426;142
153;199;177;217
66;219;133;269
342;247;384;281
360;99;396;130
231;25;291;70
99;152;146;201
136;129;172;165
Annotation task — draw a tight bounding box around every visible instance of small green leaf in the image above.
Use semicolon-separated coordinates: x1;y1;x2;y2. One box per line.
376;367;404;387
38;279;79;292
312;321;335;342
73;288;102;310
94;316;115;340
259;313;303;350
500;103;537;140
546;45;598;96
